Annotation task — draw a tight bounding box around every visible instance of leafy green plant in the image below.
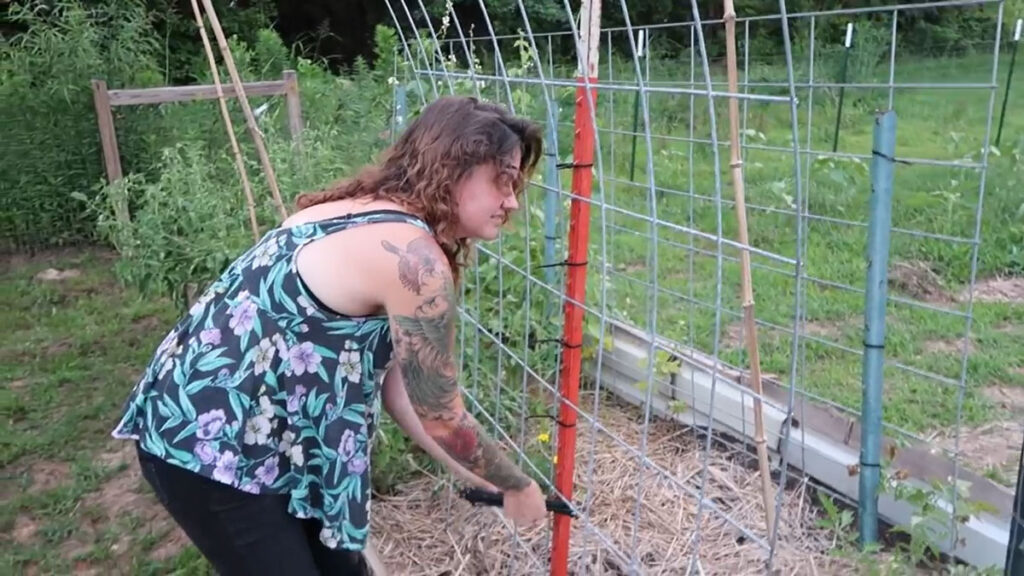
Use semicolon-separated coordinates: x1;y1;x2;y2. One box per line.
0;0;164;251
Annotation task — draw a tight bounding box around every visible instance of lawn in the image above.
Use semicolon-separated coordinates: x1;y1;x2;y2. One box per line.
1;249;213;575
582;49;1024;477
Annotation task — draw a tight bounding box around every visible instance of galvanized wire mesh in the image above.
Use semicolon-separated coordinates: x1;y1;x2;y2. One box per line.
385;0;1020;573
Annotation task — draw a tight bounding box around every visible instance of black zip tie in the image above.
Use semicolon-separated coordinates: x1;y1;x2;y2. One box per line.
530;337;582;350
556;161;594;170
872;149;912;165
537;259;588;269
526;413;577;428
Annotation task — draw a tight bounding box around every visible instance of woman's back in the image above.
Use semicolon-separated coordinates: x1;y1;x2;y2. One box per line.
112;203;435;551
284;198;428;318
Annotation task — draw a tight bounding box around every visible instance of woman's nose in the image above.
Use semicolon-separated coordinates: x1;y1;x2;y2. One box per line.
503;195;519;211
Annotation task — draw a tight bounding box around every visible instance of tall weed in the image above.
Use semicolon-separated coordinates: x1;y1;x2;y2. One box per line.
0;0;163;251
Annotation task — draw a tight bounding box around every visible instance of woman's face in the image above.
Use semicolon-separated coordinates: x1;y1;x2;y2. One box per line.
453;148;523;241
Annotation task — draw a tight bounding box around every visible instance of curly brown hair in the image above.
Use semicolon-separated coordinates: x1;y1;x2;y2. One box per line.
295;96;543;285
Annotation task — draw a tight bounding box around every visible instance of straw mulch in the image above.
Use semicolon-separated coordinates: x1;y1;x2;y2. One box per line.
368;392;857;575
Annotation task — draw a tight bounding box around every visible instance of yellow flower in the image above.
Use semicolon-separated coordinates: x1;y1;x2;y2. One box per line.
537;432;550;443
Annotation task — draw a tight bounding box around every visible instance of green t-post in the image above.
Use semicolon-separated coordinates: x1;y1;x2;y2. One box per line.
996;19;1021;148
832;23;854;153
859;109;897;548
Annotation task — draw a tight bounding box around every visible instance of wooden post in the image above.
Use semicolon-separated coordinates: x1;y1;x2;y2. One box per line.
283;70;304;150
91;80;123;185
91;79;129;226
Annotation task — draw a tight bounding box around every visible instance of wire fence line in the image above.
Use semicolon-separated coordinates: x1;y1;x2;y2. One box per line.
385;0;1019;573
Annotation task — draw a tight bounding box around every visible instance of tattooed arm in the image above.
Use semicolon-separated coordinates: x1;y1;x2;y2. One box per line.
380;232;533;492
380;366;499;492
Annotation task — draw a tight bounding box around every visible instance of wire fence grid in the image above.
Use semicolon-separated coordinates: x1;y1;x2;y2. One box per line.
383;0;1022;574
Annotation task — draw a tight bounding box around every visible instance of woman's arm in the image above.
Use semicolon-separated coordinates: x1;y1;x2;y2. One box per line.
377;231;536;494
380;366;498;492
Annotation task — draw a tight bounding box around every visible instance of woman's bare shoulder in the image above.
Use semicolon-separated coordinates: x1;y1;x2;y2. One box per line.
281;198;411;228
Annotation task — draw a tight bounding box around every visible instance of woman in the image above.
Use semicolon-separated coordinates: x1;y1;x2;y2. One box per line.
111;96;549;575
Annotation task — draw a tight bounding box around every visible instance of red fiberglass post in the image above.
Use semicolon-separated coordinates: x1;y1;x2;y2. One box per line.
550;1;601;574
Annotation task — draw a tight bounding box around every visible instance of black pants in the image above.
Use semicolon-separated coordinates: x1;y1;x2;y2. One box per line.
136;443;370;576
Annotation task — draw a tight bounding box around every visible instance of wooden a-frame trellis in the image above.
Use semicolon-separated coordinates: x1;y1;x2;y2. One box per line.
91;0;301;241
90;69;301;242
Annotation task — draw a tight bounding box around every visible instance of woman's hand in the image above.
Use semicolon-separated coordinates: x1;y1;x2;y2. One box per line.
502;480;548;528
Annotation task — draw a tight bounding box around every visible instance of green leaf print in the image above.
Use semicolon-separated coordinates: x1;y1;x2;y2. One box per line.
196;347;232;372
172;420;200;443
346;474;363;503
314;344;338;361
164;443;197;468
259;275;271;309
343;520;368;542
157;398;173;419
305;389;324;417
341;405;366;425
333;458;344;484
228;389;244;422
272;263;298;316
178;387;197;420
173;361;186;386
184;376;213;394
144;427;167;458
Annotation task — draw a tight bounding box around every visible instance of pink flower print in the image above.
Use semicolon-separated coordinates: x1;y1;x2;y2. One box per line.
288;342;322;376
199;328;221;346
244;414;272;445
253;338;275;375
319;527;340;548
239;481;260;494
272;334;289;358
296;295;317;316
251;241;279;269
229;298;258;336
156;329;178;355
287;385;307;413
194;441;217;465
338;429;357;461
196;409;227;440
255;457;279;485
347;454;368;475
338;349;361;384
213;450;238;485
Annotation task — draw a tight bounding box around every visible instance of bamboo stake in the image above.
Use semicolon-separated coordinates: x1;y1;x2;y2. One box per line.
187;0;260;242
186;4;386;573
722;0;777;535
197;0;289;222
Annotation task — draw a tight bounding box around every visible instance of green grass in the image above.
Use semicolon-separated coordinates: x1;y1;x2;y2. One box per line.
428;46;1024;482
0;249;214;575
0;249;551;575
558;50;1024;442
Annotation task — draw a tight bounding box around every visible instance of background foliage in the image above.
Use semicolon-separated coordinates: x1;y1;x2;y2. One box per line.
2;0;1021;252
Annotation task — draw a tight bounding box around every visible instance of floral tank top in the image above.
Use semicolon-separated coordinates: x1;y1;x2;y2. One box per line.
111;209;433;551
